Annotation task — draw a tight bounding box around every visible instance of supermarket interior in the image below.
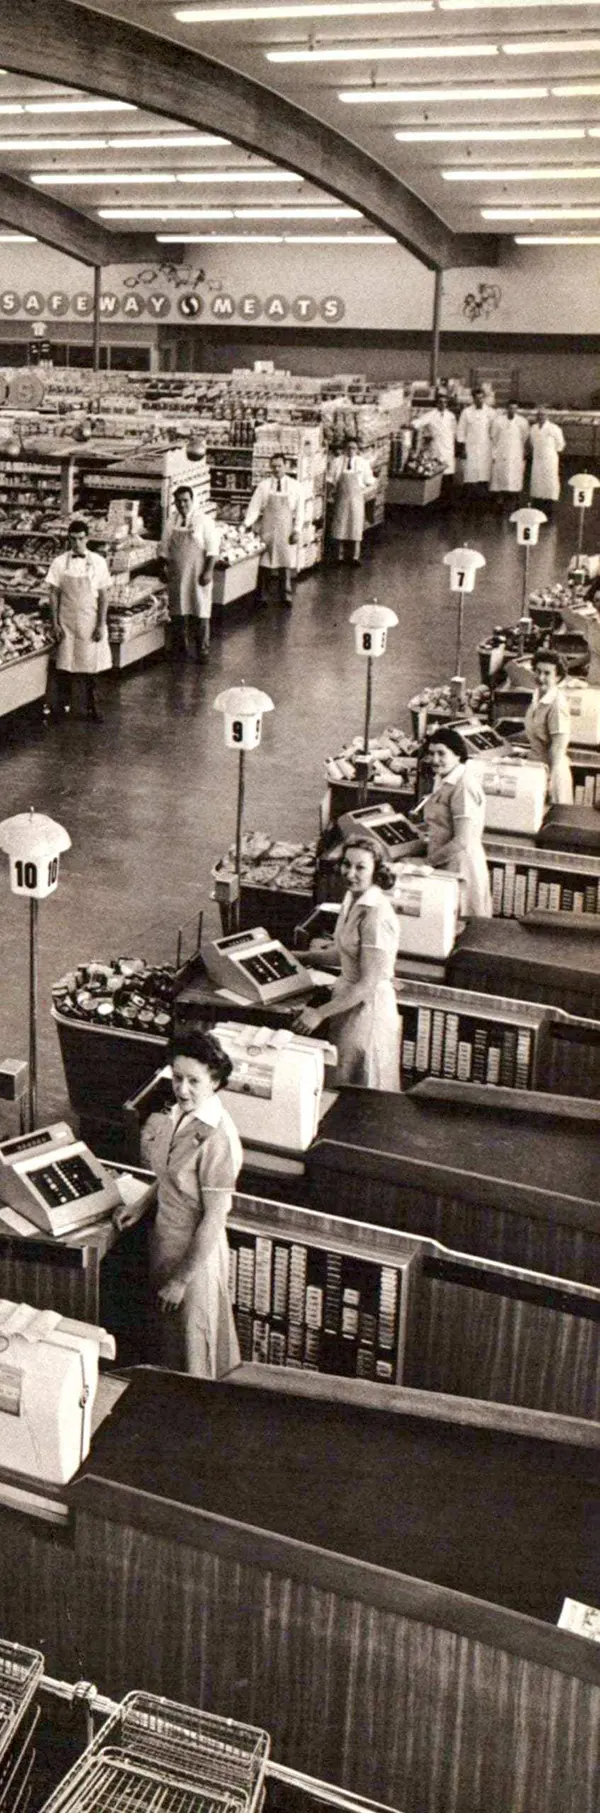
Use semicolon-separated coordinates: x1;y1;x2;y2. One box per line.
0;6;599;1813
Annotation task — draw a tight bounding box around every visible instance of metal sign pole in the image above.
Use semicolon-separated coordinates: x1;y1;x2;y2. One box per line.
455;592;465;678
577;502;586;563
522;540;530;613
28;896;38;1131
233;747;246;933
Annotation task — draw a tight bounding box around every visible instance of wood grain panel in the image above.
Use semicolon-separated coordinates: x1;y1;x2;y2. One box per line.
72;1512;600;1813
408;1276;600;1420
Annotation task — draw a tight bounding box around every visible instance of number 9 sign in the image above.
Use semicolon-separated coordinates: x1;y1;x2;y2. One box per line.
214;684;275;751
0;811;71;900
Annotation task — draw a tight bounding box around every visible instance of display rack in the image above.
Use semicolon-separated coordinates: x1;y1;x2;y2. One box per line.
484;835;600;920
395;977;549;1090
0;449;74;518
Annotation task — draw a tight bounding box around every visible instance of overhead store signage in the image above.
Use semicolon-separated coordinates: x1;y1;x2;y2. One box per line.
0;287;346;324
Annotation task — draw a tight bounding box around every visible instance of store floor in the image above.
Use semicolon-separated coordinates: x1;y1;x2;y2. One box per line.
0;487;581;1126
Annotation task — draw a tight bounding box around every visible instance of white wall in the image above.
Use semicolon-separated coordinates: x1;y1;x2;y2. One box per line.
0;238;598;335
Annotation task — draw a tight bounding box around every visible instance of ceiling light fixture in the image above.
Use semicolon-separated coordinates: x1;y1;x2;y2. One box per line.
339;82;548;100
503;36;600;54
100;204;359;218
108;133;231;147
267;41;497;60
0;232;37;242
515;232;600;241
0;136;109;149
31;171;177;185
173;168;303;180
175;3;434;20
394;125;586;140
482;204;600;216
24;98;136;114
0;105;26;116
441;0;599;9
552;82;600;95
156;230;394;241
444;164;600;179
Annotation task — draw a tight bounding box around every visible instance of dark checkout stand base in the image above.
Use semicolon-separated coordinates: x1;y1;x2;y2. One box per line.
0;1367;598;1813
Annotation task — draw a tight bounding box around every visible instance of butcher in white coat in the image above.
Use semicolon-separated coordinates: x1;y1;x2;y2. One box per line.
529;407;566;517
412;394;457;483
490;401;529;503
457;387;495;494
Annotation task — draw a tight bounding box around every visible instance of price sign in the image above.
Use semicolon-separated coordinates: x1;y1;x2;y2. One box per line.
227;713;262;750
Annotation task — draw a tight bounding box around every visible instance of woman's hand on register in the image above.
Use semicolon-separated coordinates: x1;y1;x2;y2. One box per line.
293;1004;325;1035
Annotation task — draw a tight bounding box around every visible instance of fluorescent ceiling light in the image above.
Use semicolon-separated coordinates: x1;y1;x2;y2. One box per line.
108;134;230;147
339;82;548;99
32;171;177;185
444;165;600;179
0;136;109;149
586;127;600;135
0;105;25;115
503;37;600;54
173;169;302;181
552;82;600;95
267;41;497;60
0;232;37;242
25;99;136;114
175;4;434;19
515;232;600;241
395;125;586;139
482;204;600;216
100;204;358;218
441;0;599;9
156;230;393;241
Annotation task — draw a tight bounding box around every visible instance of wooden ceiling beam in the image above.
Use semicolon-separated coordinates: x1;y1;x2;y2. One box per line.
1;0;499;271
0;171;174;266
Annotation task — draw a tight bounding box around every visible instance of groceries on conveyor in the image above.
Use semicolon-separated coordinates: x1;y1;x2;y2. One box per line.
216;523;264;565
0;600;55;661
409;683;490;739
325;726;418;791
52;958;176;1034
215;831;317;894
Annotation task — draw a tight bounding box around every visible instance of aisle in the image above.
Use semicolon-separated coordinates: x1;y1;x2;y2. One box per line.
0;490;580;1121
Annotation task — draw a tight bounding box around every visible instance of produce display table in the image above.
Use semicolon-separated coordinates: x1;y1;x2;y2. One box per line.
110;624;166;669
387;473;443;507
0;650;50;715
212;554;261;607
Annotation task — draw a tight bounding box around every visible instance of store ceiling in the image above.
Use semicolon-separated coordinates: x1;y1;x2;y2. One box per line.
1;0;600;264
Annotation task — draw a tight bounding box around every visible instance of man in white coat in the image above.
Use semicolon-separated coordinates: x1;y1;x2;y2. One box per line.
457;387;495;500
411;393;457;504
245;452;303;605
328;437;376;564
490;400;529;506
529;407;566;520
160;484;221;663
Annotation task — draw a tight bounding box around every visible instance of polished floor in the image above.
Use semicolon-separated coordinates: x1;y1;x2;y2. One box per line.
0;479;583;1124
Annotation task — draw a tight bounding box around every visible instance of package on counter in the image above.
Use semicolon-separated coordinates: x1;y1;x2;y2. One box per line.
52;957;176;1034
325;724;418;790
215;830;317;893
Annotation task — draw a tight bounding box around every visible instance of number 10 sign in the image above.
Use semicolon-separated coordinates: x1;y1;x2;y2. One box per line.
0;810;71;1128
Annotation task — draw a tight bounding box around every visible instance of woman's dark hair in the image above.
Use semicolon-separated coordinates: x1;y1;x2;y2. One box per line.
426;725;469;762
169;1029;232;1090
531;648;566;681
340;834;396;892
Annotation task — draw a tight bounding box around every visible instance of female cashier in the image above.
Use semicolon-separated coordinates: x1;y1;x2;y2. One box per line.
116;1030;242;1379
295;835;400;1091
524;649;573;805
420;726;492;919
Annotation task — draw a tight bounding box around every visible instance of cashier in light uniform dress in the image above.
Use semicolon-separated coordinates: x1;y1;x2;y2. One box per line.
418;727;492;919
524;649;573;805
46;518;112;722
160;484;221;663
328;438;376;565
529;407;566;521
116;1030;242;1379
295;835;400;1091
244;452;303;606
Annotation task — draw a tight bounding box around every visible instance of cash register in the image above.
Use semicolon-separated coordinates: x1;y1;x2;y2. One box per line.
466;755;548;835
0;1122;122;1237
202;927;314;1006
214;1021;337;1151
0;1298;115;1487
337;803;423;862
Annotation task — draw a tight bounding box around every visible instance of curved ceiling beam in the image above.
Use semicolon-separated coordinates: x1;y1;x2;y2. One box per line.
0;170;160;265
1;0;497;271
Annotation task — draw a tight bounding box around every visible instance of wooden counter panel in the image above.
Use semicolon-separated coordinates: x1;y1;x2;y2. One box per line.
408;1272;600;1421
72;1506;600;1813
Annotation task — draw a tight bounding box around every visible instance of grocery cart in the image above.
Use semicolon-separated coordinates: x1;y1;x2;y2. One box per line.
0;1638;44;1813
38;1694;270;1813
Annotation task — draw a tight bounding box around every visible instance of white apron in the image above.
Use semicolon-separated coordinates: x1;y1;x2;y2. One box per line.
167;524;213;620
331;465;366;541
490;417;527;494
55;556;112;674
460;408;493;484
529;422;563;503
260;488;294;570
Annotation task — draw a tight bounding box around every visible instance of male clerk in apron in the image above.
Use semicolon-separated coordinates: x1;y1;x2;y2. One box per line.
46;519;112;722
245;452;303;606
160;484;220;662
328;437;375;564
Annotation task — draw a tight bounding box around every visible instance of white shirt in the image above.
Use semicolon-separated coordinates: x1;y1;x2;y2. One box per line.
161;509;221;562
245;473;303;534
46;548;111;596
529;420;566;503
457;403;495;484
328;452;375;490
413;408;457;476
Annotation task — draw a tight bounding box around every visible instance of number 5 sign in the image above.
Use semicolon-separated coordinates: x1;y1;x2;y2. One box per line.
0;811;72;898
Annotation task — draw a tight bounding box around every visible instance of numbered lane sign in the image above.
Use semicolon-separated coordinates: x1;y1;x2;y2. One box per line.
9;851;61;899
355;625;388;657
227;713;262;750
443;547;486;595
